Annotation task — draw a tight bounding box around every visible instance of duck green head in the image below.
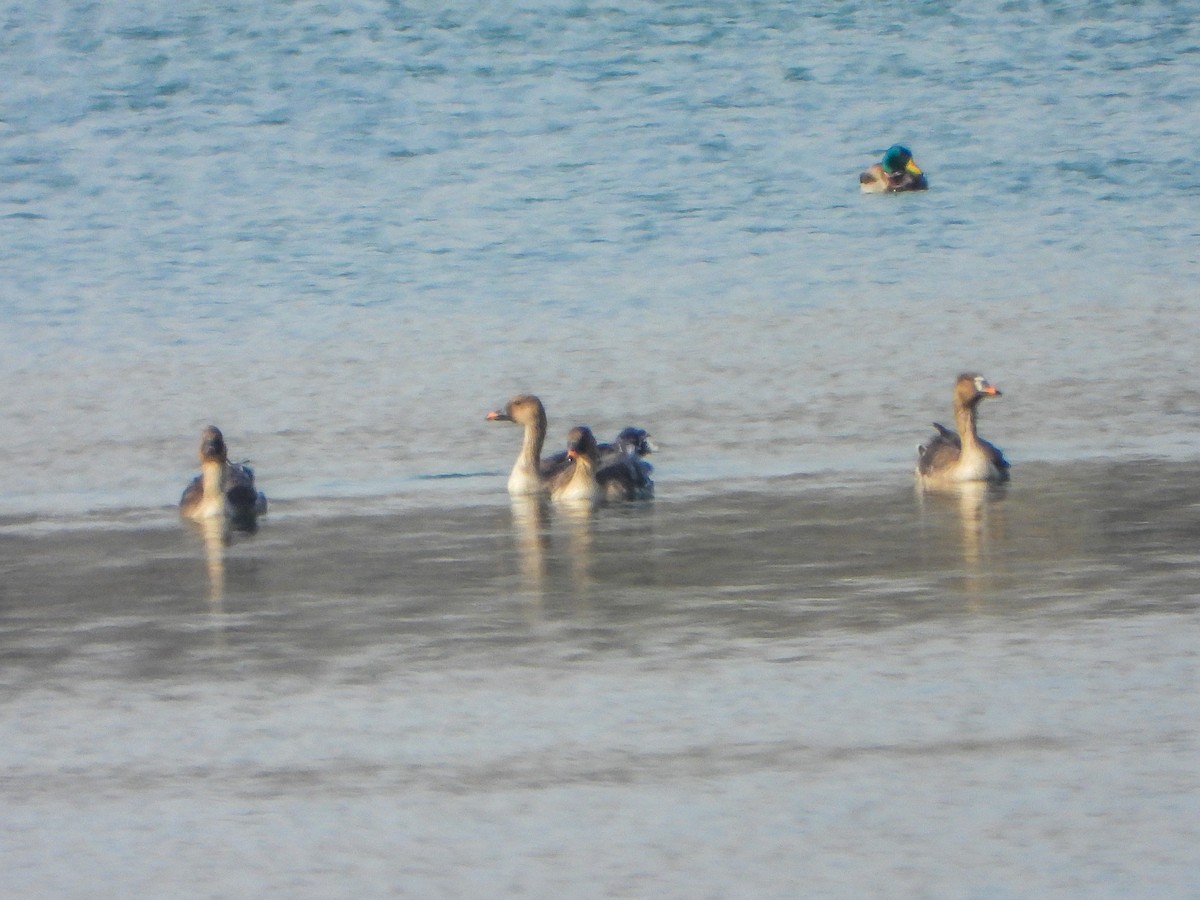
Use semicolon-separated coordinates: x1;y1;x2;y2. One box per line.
881;144;922;176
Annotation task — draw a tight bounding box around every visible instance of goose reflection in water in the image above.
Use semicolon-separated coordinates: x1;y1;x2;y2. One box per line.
195;515;227;613
917;480;1009;607
509;495;550;614
506;494;599;619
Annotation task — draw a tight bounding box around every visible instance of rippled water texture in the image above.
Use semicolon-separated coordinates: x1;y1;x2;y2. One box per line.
2;1;1199;896
2;0;1198;513
3;462;1200;896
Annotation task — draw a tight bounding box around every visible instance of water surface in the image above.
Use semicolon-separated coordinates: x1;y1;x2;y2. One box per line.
2;1;1199;896
1;0;1198;515
3;461;1199;896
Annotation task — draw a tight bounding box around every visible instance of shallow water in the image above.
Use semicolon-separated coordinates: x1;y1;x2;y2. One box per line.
3;460;1199;896
2;1;1200;896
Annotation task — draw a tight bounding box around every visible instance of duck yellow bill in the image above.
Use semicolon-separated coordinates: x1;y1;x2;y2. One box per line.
905;158;923;176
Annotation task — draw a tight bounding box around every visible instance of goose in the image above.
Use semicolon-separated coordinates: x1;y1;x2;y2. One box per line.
545;425;655;471
551;426;654;503
916;374;1010;486
179;426;267;527
486;394;561;496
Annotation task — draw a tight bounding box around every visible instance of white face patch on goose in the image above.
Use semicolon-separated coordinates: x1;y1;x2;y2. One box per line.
974;376;988;392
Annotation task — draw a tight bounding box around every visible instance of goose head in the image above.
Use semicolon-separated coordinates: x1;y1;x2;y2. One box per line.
198;426;229;465
486;394;547;430
955;373;1002;409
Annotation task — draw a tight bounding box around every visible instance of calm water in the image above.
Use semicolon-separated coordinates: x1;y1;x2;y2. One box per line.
3;463;1199;896
2;1;1199;896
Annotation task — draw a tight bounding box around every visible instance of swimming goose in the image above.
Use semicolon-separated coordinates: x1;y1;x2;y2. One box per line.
860;145;928;193
546;425;656;471
549;426;604;503
916;374;1010;486
600;427;655;499
486;394;561;496
551;426;655;503
179;426;267;526
487;396;656;499
606;427;655;498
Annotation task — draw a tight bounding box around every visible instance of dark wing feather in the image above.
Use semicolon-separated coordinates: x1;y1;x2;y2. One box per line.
179;474;203;512
596;443;636;470
540;452;572;479
917;424;962;476
597;457;654;501
889;171;929;192
978;438;1011;474
225;463;267;518
930;422;958;443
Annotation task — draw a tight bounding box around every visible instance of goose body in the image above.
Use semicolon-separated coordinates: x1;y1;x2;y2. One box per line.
486;394;557;496
545;426;655;484
179;426;267;527
916;374;1010;486
549;426;605;503
550;426;654;503
488;396;656;501
597;428;655;500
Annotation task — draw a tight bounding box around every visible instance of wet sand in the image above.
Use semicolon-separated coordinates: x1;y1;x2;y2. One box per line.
1;459;1197;896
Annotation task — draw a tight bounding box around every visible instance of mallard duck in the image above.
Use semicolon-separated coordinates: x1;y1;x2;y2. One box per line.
860;144;928;193
916;374;1010;486
179;426;267;527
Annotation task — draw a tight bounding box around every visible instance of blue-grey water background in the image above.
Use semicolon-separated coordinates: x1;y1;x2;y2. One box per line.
2;1;1199;896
